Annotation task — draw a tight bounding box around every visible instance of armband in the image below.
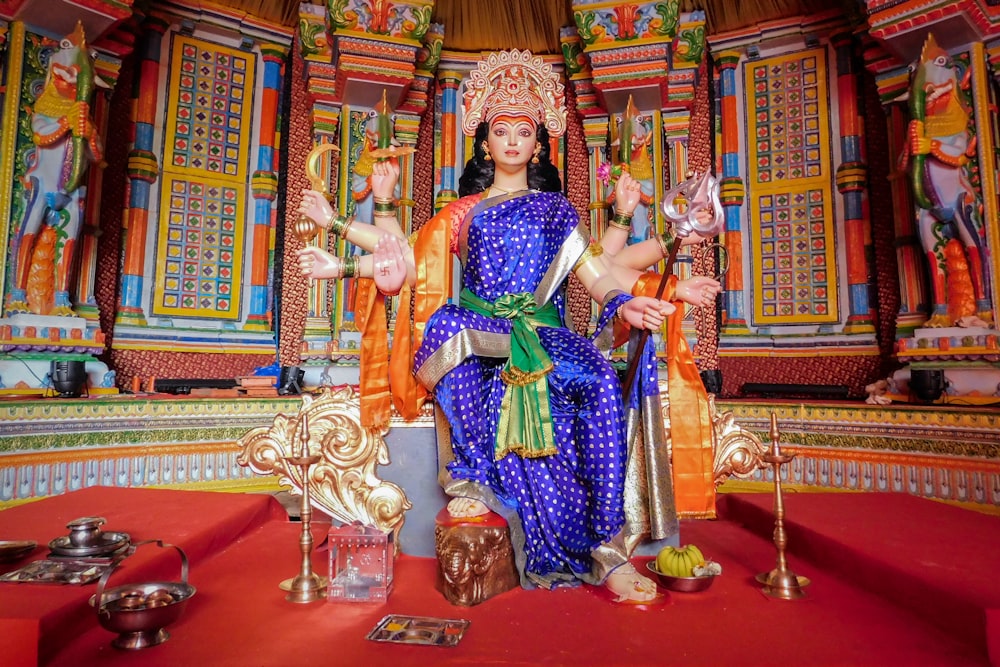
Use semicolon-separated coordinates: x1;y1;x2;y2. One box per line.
572;241;605;272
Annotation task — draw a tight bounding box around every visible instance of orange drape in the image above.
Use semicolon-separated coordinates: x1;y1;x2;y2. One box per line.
632;272;716;519
388;210;453;420
356;279;391;427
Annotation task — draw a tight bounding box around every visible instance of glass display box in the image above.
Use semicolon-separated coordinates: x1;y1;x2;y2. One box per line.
326;523;393;602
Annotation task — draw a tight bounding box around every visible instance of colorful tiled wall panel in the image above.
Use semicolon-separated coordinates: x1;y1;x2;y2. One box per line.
746;49;839;325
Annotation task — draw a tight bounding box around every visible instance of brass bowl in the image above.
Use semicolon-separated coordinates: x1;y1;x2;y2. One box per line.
645;562;716;593
89;540;195;650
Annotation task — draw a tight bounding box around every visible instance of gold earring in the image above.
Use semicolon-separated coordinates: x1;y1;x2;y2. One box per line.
532;145;541;164
482;141;492;162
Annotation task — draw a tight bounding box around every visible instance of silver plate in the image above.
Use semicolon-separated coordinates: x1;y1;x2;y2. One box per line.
0;540;37;563
49;531;130;557
367;614;470;647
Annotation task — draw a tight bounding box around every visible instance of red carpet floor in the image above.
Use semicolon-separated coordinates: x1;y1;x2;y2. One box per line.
1;488;996;666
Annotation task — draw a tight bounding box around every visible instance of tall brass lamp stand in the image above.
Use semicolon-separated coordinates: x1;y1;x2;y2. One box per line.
755;413;810;600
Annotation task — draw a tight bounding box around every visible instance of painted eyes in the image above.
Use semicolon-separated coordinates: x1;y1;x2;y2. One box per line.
491;125;534;140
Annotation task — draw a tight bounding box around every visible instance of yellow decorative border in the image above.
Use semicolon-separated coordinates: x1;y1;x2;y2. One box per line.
0;441;239;467
0;476;282;511
148;476;282;494
0;396;300;424
970;42;1000;317
718;400;1000;431
0;22;25;299
718;346;880;358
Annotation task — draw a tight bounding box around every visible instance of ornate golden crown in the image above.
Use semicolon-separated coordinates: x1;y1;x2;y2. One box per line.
462;50;566;138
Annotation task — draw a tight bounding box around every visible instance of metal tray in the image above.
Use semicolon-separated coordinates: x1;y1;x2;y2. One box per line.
0;540;37;563
366;614;470;647
0;558;111;585
49;531;130;558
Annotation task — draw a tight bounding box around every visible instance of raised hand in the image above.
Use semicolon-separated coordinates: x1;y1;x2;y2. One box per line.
371;159;400;202
675;276;722;308
621;296;675;331
372;234;407;296
613;171;642;216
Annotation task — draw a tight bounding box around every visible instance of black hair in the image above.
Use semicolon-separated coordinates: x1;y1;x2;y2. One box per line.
458;121;562;197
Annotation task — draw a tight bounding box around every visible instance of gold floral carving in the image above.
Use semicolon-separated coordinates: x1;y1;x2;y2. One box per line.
237;387;411;543
707;395;768;486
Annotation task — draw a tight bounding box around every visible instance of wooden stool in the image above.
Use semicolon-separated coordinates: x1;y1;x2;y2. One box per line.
434;507;519;606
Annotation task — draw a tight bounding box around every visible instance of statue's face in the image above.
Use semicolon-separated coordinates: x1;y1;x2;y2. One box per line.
487;115;537;173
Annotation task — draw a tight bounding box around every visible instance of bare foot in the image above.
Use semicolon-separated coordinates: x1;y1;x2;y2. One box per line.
604;562;658;603
447;497;489;518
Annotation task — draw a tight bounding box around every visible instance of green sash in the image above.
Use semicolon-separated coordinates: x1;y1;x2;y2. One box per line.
459;288;561;459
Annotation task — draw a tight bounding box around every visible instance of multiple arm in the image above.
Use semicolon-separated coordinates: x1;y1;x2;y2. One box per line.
296;158;416;287
294;154;721;326
593;172;723;312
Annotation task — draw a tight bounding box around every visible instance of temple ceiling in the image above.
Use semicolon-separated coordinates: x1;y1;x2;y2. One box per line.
199;0;864;53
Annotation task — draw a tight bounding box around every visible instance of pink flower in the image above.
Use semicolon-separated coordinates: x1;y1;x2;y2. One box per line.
597;162;612;185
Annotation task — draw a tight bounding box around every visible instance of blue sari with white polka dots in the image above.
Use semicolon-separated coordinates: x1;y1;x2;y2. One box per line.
414;190;634;588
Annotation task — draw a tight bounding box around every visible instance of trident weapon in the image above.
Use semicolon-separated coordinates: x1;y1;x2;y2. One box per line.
621;170;725;397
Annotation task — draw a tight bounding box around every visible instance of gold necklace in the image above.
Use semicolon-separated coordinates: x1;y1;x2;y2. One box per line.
489;184;526;195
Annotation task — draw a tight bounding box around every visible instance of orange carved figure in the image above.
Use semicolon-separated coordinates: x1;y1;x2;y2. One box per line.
25;226;57;316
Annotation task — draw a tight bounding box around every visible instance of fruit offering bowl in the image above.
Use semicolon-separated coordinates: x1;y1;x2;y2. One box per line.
646;561;716;593
89;540;195;650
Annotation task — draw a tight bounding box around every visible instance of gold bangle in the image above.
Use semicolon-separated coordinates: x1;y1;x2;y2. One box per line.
608;218;631;231
659;229;675;256
323;211;337;230
610;212;633;229
329;214;353;237
655;232;670;258
373;196;394;205
373;201;397;214
373;211;397;218
341;216;354;239
341;256;358;278
616;304;626;321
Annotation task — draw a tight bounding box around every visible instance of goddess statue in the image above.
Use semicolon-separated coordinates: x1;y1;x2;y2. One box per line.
297;50;720;602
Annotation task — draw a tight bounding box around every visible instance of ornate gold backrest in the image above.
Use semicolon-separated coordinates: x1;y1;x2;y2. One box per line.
707;394;768;486
237;387;411;543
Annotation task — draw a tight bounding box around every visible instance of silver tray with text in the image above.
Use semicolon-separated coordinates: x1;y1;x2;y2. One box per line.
366;614;470;647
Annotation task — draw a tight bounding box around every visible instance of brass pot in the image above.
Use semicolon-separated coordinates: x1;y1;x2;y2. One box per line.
66;516;106;548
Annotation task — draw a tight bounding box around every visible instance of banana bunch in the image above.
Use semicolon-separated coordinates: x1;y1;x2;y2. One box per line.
655;544;706;578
